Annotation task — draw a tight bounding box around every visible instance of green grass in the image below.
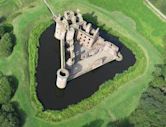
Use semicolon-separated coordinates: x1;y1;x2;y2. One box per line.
0;0;40;19
0;0;165;127
88;0;166;54
28;21;145;122
149;0;166;15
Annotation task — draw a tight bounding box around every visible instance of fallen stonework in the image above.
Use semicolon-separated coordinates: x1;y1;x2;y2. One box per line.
43;0;123;89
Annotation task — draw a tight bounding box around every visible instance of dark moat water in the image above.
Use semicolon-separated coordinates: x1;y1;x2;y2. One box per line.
36;23;136;110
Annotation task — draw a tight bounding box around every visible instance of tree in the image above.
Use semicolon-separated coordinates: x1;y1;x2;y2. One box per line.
0;23;13;38
128;58;166;127
128;85;166;127
0;25;6;38
0;23;15;58
0;72;23;127
0;33;15;57
0;74;12;104
0;103;20;127
106;38;166;127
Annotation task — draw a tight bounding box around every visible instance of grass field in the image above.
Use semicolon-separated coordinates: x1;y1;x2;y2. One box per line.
0;0;165;127
149;0;166;15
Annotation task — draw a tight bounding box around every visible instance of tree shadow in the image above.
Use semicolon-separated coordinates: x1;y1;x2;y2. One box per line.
10;33;16;46
0;16;6;23
12;101;27;127
83;11;106;30
8;76;19;98
83;12;98;25
82;119;104;127
3;23;14;33
106;118;134;127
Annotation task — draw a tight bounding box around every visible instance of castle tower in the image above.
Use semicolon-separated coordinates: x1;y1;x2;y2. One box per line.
54;17;68;40
56;68;69;89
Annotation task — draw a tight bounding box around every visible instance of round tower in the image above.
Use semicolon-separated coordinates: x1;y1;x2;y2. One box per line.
56;68;69;89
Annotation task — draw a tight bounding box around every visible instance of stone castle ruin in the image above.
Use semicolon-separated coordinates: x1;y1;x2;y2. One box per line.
43;1;123;89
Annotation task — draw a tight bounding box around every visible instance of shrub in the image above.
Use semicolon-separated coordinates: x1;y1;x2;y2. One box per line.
128;84;166;127
0;26;5;38
0;33;15;57
0;23;15;58
0;74;12;104
0;102;20;127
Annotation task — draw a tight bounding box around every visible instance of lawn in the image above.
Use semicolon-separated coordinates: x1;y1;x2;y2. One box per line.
149;0;166;15
0;0;165;127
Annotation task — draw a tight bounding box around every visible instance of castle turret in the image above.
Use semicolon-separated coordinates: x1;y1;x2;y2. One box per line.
56;68;69;89
54;16;68;40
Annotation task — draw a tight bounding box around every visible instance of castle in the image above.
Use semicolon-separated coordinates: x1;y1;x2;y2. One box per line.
53;10;123;89
43;0;123;88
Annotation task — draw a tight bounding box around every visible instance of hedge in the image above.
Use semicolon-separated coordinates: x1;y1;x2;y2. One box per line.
28;20;146;122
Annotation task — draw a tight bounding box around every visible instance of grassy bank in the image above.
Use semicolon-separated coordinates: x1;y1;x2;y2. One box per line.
149;0;166;15
28;20;145;122
88;0;166;54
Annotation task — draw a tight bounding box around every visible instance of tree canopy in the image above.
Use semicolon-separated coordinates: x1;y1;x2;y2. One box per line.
128;85;166;127
108;52;166;127
128;54;166;127
0;72;22;127
0;73;12;104
0;25;6;38
0;23;15;58
0;103;20;127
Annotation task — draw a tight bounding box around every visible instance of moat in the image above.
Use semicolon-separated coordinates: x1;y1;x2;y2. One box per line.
36;23;136;110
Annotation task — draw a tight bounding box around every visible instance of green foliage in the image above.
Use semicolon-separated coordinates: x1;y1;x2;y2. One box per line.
0;73;12;104
152;64;166;84
28;20;145;122
0;103;20;127
0;25;5;37
0;72;23;127
126;52;166;127
2;23;13;33
0;24;13;38
0;32;15;57
29;21;51;112
129;85;166;127
0;23;15;58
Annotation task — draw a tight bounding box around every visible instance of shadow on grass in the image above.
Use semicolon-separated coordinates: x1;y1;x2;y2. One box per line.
0;16;6;23
83;11;106;30
106;118;134;127
8;76;18;98
82;119;104;127
12;101;27;127
2;23;14;33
